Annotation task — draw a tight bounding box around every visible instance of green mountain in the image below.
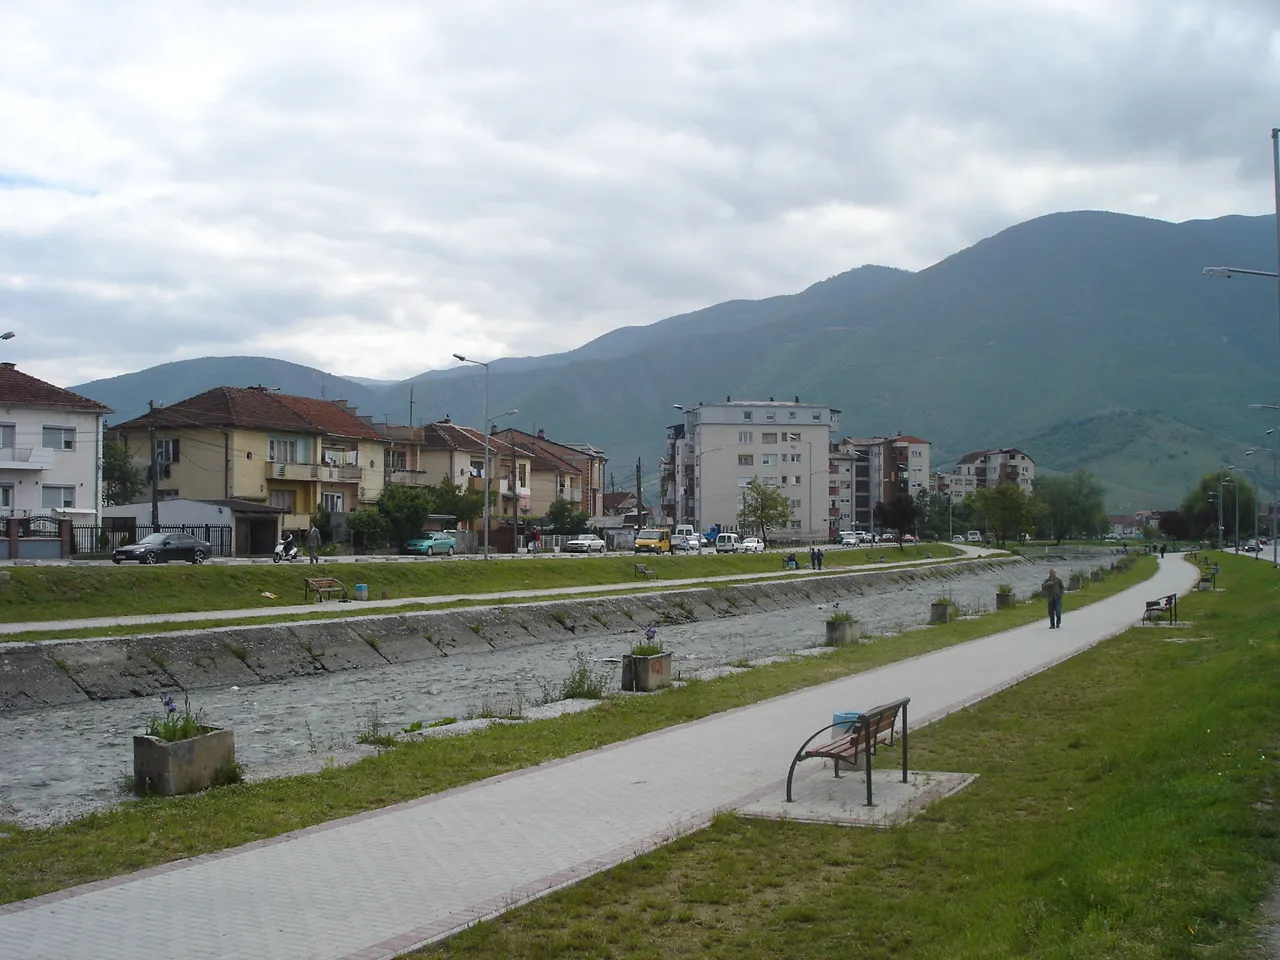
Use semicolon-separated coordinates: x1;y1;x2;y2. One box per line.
71;211;1280;508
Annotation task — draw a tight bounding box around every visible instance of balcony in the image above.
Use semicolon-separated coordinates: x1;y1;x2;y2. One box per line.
266;461;320;482
0;446;53;471
322;464;363;482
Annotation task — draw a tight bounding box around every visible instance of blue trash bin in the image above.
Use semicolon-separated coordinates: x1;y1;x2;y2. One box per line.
355;583;368;601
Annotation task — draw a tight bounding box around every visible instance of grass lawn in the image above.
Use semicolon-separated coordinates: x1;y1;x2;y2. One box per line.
407;551;1280;959
0;552;1145;906
0;543;958;626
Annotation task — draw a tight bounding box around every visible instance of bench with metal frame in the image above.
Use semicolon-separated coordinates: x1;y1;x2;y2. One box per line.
785;697;910;807
1142;593;1178;624
634;563;657;580
304;577;349;602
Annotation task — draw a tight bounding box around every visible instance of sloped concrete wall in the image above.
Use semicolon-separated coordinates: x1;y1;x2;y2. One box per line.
0;556;1052;712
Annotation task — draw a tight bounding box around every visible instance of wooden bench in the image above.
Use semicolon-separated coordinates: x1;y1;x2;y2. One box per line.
634;563;657;581
304;577;348;602
786;697;909;807
1142;593;1178;624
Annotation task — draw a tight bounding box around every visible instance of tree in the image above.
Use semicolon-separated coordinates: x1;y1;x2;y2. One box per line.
915;490;954;542
1179;471;1257;546
736;477;792;541
972;482;1033;547
1156;510;1190;541
429;474;487;525
377;484;435;546
873;489;920;547
346;505;389;551
102;440;145;506
545;498;589;535
1033;470;1109;544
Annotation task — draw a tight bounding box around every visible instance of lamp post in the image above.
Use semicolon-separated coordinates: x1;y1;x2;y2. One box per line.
1248;408;1280;567
453;354;516;560
1220;476;1238;551
0;332;13;341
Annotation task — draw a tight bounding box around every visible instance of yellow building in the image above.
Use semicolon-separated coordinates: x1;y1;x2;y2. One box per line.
111;387;389;536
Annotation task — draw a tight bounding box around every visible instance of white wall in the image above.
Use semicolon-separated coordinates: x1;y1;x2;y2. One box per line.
2;406;103;523
103;499;234;526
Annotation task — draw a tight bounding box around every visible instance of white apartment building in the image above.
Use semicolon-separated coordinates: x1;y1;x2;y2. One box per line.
0;362;111;523
830;435;931;532
669;397;840;541
941;448;1036;499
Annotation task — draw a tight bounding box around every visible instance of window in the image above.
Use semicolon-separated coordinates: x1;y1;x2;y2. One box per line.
389;451;407;470
761;432;778;444
788;411;797;420
42;426;75;451
41;485;75;508
761;454;778;466
268;489;296;512
788;432;801;442
742;411;753;421
763;477;780;486
470;458;485;478
0;485;11;507
780;475;788;485
790;498;802;508
155;438;180;463
738;431;753;444
268;438;300;463
737;455;754;466
765;412;776;422
322;492;344;513
793;475;802;485
788;453;802;463
323;447;356;466
518;463;528;487
0;425;12;448
790;519;802;529
812;413;822;421
737;477;753;487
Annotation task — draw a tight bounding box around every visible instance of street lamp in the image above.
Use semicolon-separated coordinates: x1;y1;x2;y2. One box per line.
0;332;13;341
1220;476;1238;551
453;353;516;560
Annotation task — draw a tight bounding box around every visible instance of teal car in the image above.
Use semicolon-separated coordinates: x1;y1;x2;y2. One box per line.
404;531;457;556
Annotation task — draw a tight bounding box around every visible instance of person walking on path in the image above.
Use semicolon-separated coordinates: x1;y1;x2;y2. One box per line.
307;523;321;564
1041;567;1065;628
1159;543;1166;559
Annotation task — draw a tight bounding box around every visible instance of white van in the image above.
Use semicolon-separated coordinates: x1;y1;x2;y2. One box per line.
715;533;741;553
674;524;696;540
966;530;983;543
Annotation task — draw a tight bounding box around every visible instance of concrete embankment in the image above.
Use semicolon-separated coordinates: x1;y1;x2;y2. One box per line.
0;555;1073;712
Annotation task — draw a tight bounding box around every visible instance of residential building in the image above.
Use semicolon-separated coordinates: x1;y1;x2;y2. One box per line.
109;386;389;533
944;448;1037;498
830;435;931;533
559;442;608;518
0;362;111;523
671;397;840;540
493;428;599;517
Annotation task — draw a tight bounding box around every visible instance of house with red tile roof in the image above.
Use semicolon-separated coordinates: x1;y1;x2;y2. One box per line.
0;362;111;526
110;386;389;535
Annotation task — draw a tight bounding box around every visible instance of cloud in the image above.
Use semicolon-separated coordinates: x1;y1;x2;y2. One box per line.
1;0;1277;385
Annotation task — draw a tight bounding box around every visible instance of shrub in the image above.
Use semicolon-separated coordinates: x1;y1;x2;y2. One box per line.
145;693;203;743
827;611;854;623
997;583;1013;594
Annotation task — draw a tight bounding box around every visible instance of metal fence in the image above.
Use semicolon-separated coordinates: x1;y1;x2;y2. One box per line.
71;524;233;557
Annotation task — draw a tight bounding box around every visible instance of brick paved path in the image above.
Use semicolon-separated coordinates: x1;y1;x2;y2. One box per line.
0;557;1195;960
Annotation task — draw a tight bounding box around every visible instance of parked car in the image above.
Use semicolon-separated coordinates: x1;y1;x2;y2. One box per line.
1243;539;1263;553
672;535;703;553
403;531;456;556
952;534;964;543
564;533;606;553
112;532;213;565
839;531;858;546
740;537;765;553
966;530;983;543
634;528;672;554
902;534;917;544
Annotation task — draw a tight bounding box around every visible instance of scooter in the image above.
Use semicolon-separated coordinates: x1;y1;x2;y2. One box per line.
273;538;301;563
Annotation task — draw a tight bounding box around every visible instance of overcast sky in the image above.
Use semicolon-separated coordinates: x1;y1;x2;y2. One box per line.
4;1;1278;387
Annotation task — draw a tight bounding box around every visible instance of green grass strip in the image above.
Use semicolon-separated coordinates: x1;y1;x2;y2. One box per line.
406;551;1280;959
0;554;1147;906
0;544;958;626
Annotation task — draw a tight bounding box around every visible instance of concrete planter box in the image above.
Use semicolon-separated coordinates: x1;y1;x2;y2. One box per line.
134;727;235;796
621;652;673;692
1067;576;1082;591
929;601;957;624
825;619;862;645
1090;570;1103;582
995;591;1015;610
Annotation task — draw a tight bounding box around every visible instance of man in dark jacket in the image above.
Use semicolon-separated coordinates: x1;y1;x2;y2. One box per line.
1041;568;1065;628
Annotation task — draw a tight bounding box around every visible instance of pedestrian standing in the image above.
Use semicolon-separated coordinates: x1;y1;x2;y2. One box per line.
1041;567;1065;628
1159;543;1166;559
809;546;817;569
307;522;321;564
816;548;824;570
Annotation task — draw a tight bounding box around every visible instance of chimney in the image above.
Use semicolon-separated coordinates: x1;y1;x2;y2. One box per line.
537;428;546;439
769;397;773;402
794;395;800;404
726;395;731;403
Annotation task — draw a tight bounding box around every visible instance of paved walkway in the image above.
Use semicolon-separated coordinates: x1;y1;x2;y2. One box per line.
0;544;1001;636
0;555;1189;960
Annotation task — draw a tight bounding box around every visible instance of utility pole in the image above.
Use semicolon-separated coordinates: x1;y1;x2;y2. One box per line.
148;400;160;529
408;385;414;429
635;458;643;534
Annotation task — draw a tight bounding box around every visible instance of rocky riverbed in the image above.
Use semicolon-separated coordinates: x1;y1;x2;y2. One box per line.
0;557;1104;827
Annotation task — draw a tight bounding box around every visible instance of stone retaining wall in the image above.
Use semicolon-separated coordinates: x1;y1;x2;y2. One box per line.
0;556;1063;712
